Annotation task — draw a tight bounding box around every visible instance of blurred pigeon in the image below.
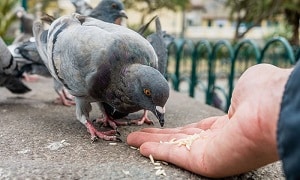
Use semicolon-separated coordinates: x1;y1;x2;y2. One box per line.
14;41;50;77
13;7;35;44
10;39;75;106
33;14;169;141
71;0;128;25
137;15;174;52
0;37;31;94
145;17;168;76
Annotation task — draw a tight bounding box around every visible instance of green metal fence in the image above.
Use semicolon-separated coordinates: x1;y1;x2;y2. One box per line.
167;36;297;112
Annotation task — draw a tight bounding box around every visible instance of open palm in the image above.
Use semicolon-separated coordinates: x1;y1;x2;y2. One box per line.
127;64;292;178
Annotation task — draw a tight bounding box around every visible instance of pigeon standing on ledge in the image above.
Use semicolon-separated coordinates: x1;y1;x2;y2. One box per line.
0;37;31;94
33;14;169;141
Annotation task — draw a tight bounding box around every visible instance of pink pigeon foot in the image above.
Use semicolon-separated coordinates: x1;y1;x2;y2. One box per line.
127;110;154;125
95;114;127;130
86;121;120;142
95;110;153;129
54;88;76;106
22;73;40;82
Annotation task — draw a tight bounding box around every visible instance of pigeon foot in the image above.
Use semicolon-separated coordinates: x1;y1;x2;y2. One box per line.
86;121;121;142
22;73;40;82
95;116;127;130
54;88;76;106
128;110;154;126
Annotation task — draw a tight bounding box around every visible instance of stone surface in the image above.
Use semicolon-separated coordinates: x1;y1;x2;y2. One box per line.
0;77;284;179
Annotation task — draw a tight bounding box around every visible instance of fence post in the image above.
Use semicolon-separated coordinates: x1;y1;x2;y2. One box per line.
189;40;212;98
207;40;234;111
173;39;186;91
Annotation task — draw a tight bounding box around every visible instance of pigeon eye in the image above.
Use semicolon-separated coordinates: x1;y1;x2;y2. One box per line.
143;89;151;96
111;3;117;9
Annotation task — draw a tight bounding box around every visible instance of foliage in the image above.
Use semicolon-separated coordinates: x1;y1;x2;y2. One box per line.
264;22;293;41
225;0;282;41
0;0;19;42
26;0;55;13
281;0;300;45
225;0;300;45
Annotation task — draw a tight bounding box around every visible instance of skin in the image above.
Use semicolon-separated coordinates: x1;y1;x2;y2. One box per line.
127;64;293;178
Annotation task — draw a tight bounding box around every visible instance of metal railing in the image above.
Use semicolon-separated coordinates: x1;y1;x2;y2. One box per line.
167;36;297;111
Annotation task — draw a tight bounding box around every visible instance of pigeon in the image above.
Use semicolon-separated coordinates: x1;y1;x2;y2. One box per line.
13;7;35;44
137;15;175;55
71;0;128;25
33;13;170;141
11;39;76;106
0;37;31;94
145;17;168;76
12;40;50;77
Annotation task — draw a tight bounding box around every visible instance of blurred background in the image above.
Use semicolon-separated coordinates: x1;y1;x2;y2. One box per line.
1;0;299;45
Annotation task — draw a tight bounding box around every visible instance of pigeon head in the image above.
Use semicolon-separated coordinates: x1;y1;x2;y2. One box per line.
89;0;128;25
121;64;170;127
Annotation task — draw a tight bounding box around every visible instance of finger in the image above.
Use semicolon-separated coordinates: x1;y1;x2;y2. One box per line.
127;131;188;147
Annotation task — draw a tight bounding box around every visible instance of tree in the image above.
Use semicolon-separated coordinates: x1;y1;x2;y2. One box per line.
0;0;19;42
225;0;282;42
226;0;300;46
282;0;300;46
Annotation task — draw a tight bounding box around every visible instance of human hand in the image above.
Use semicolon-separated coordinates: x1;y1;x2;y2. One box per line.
127;64;292;178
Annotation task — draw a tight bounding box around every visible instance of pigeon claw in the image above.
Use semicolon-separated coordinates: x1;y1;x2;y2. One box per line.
115;128;121;137
86;121;120;142
54;88;76;106
91;136;98;143
116;137;122;142
128;111;154;126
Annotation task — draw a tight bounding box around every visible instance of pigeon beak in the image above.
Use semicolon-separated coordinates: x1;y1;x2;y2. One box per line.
154;106;165;127
119;10;128;19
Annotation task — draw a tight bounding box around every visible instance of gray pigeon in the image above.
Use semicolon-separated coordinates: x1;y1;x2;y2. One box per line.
71;0;128;25
0;37;31;94
13;7;35;44
9;39;75;106
33;14;169;141
15;41;51;77
146;17;168;76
